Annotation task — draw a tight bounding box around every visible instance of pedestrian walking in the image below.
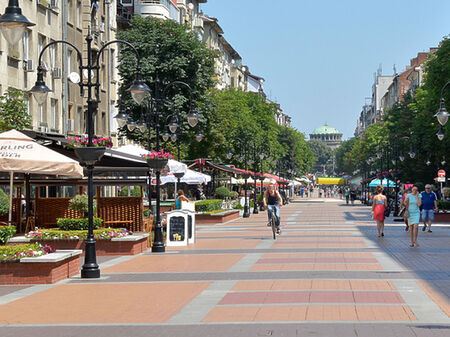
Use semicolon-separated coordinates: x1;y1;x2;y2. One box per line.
309;186;313;198
401;187;411;231
345;187;350;204
421;184;438;233
350;189;356;205
405;186;422;247
372;185;387;237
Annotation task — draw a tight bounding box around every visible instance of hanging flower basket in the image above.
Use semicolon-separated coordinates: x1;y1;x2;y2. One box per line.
146;158;169;171
74;147;106;165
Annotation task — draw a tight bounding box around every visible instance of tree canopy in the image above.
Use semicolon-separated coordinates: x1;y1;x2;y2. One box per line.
0;88;31;133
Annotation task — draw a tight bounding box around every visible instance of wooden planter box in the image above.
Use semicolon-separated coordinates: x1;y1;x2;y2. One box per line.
195;210;240;224
0;250;81;285
9;234;149;256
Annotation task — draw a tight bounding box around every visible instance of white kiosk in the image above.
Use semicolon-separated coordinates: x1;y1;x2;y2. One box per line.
181;201;196;244
165;210;188;247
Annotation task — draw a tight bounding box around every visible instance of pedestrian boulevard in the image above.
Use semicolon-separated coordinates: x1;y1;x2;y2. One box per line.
0;199;449;336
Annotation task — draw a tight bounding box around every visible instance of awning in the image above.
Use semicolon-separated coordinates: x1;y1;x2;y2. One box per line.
317;177;347;185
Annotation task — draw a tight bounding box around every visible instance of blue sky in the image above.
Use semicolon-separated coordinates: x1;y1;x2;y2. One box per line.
200;0;450;139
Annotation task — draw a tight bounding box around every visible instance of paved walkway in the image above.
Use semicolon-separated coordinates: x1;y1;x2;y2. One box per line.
0;198;449;336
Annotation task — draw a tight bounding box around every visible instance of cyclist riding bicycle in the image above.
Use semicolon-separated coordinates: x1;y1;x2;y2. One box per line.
263;184;283;235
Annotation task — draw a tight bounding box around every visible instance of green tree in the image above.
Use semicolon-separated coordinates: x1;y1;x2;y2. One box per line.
0;88;31;132
308;139;333;173
117;16;216;159
335;137;357;174
277;126;315;175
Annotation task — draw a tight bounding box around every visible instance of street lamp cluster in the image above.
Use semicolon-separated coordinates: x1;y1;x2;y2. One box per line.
114;80;201;253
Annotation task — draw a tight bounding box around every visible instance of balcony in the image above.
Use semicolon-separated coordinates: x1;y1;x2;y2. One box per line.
135;0;180;22
117;3;133;28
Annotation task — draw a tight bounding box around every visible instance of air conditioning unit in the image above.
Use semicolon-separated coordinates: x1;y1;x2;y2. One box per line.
49;0;58;9
99;22;105;33
67;119;75;131
24;59;35;72
52;67;62;78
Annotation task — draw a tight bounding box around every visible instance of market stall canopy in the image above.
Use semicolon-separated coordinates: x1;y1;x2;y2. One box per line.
152;169;211;185
0;129;83;178
114;144;187;174
369;178;396;187
317;177;347;185
349;176;362;185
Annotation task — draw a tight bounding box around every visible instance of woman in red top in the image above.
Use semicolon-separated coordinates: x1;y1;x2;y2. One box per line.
372;185;387;237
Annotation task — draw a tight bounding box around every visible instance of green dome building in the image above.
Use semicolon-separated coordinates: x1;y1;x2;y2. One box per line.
310;124;343;149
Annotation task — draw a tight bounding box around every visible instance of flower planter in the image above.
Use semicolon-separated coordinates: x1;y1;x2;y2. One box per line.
9;234;150;256
196;210;240;224
433;212;450;223
146;158;168;171
0;250;81;285
74;147;106;165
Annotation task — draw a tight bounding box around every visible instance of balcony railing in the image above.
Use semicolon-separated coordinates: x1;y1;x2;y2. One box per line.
138;0;180;22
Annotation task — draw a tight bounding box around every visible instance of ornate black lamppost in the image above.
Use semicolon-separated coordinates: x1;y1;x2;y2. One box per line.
28;36;148;277
250;141;266;214
117;80;199;253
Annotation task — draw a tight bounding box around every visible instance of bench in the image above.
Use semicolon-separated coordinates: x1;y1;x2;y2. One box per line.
103;220;133;228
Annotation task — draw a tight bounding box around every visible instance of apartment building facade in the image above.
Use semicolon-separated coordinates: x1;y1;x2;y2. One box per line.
0;0;119;139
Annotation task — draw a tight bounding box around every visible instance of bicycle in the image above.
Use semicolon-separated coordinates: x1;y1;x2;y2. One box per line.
267;206;279;240
271;212;279;240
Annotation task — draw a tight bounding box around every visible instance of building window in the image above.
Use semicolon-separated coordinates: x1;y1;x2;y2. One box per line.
50;99;58;131
77;106;83;133
76;1;81;27
67;49;72;73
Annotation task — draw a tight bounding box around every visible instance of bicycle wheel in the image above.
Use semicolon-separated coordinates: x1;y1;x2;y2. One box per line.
271;214;277;240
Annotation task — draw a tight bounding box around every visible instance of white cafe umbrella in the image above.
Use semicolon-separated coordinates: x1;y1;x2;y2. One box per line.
0;129;83;222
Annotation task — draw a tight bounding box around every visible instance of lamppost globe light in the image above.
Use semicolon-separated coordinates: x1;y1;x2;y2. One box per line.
162;130;170;142
137;123;147;133
126;119;137;132
376;152;382;159
392;159;396;165
113;111;129;128
442;160;447;166
171;133;177;142
226;151;233;160
426;160;431;166
187;111;199;128
127;72;150;105
168;120;179;133
399;154;405;162
195;131;204;142
29;71;51;104
259;153;265;160
0;0;35;46
434;102;449;126
436;127;445;141
408;151;416;159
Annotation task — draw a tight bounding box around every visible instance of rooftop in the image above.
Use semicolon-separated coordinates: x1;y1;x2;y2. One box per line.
311;124;341;135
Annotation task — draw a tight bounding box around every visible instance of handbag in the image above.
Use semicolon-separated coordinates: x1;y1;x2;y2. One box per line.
403;209;410;219
399;207;406;217
384;208;390;217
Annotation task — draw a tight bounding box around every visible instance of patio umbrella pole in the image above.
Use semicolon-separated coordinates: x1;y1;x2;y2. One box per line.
8;171;13;223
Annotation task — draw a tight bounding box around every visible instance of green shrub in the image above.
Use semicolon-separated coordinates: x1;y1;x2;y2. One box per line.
68;194;97;214
443;187;450;198
229;191;239;199
235;203;244;210
0;188;9;216
437;200;450;210
0;243;53;261
195;199;222;212
143;209;152;217
25;228;131;240
0;225;16;244
57;217;103;231
215;187;230;199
